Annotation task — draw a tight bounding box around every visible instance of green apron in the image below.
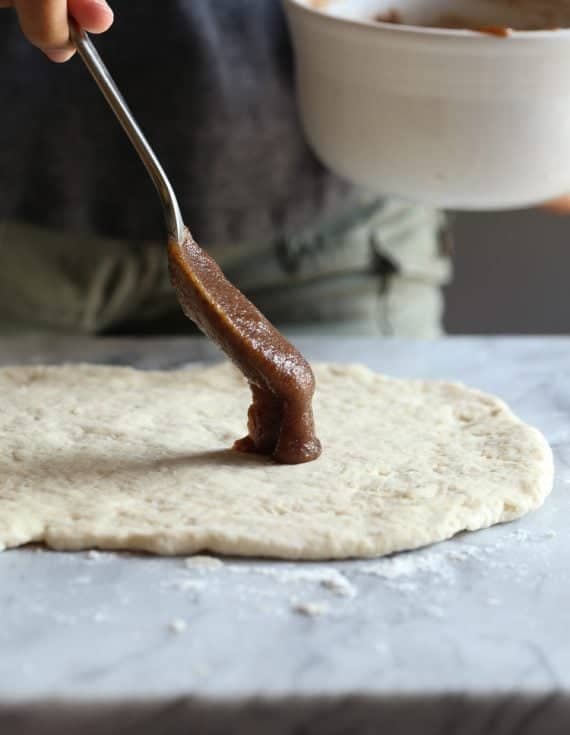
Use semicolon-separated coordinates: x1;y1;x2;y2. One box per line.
0;199;452;337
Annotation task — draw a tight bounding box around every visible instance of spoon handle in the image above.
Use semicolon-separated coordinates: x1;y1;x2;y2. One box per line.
69;21;185;244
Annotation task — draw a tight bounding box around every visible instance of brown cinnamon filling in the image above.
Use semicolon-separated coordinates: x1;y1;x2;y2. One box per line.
374;10;515;36
168;229;322;465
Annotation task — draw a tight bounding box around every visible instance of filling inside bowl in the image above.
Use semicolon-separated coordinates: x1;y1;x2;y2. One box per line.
373;9;557;35
307;0;570;33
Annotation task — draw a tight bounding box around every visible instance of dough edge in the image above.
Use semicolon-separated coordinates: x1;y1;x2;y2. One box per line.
0;362;554;560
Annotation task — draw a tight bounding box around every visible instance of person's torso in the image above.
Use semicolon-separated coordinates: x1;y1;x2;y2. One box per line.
0;0;357;244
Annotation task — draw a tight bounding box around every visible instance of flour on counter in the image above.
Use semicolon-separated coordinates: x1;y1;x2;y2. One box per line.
185;556;224;570
356;552;453;582
163;578;206;592
386;580;418;594
292;601;329;618
168;618;188;634
445;545;486;562
509;529;531;542
231;565;357;598
86;550;114;562
353;527;558;591
320;574;357;598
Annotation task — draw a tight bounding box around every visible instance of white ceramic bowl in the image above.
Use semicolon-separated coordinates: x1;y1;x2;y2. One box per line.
283;0;570;210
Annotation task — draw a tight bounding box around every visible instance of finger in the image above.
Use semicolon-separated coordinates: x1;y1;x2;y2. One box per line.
542;195;570;215
14;0;113;63
14;0;74;61
69;0;113;34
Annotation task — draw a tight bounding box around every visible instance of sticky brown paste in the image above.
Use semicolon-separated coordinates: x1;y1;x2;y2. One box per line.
168;229;322;465
374;11;512;36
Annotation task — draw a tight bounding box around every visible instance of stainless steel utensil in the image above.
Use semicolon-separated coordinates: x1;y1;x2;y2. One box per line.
69;21;185;244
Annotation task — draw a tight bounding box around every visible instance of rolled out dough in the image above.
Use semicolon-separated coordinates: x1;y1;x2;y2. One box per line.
0;363;553;559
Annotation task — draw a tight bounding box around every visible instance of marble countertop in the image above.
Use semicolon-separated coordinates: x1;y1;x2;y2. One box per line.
1;336;569;734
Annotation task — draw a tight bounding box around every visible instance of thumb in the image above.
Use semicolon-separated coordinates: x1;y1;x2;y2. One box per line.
68;0;113;35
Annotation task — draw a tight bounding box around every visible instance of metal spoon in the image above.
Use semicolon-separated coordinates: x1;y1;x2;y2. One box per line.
69;21;185;244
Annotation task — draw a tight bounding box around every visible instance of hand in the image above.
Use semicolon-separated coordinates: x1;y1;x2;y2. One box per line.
0;0;113;63
542;195;570;215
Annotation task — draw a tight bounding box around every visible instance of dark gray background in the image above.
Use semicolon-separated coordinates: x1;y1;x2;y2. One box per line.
446;210;569;334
